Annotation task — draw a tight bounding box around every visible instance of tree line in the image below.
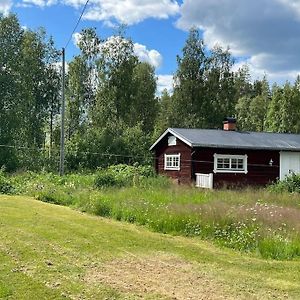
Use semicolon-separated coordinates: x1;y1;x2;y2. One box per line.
1;14;300;172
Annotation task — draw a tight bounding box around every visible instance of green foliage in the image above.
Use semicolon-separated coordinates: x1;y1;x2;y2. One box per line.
94;171;118;188
66;55;90;139
172;28;208;128
269;174;300;193
258;236;300;260
94;35;138;127
0;14;60;171
131;62;158;133
65;122;153;171
155;89;174;136
235;77;271;131
171;28;236;129
64;31;158;171
0;169;14;194
265;80;300;133
94;164;155;188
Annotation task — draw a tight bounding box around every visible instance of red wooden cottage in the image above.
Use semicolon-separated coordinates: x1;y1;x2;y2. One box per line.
150;118;300;188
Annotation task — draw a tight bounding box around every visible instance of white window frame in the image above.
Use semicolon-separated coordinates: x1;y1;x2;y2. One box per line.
168;136;177;146
164;153;181;171
213;154;248;174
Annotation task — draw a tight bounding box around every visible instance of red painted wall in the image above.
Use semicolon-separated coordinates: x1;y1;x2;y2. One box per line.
154;134;192;184
193;148;280;187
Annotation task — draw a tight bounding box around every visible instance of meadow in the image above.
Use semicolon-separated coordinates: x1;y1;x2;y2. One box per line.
3;165;300;261
2;195;300;299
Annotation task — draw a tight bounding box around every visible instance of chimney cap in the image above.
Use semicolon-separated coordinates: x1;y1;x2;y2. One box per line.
223;117;236;124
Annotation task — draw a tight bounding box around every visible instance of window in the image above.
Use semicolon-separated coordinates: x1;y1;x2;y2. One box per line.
164;154;180;170
168;136;177;146
214;154;248;174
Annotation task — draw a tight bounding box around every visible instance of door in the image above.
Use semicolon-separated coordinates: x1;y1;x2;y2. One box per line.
280;152;300;180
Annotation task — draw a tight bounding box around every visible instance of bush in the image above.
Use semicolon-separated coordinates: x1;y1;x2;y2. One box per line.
0;169;14;194
94;170;118;188
94;164;155;188
269;174;300;193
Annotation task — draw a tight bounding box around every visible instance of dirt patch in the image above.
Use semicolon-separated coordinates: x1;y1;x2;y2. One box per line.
85;252;231;299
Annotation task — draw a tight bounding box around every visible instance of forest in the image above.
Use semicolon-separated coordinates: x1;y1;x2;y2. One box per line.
1;13;300;172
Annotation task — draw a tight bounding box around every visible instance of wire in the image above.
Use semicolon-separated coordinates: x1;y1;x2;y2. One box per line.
64;0;90;50
0;143;280;168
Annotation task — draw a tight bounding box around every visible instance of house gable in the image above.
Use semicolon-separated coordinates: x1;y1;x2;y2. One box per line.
154;132;192;184
150;128;192;151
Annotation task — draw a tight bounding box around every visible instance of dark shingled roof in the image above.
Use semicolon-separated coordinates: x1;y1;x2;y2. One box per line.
150;128;300;151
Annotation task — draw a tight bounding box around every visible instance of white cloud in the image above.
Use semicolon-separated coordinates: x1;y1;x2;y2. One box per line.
134;43;162;69
83;0;179;25
177;0;300;81
21;0;179;25
21;0;57;7
157;75;174;94
72;32;82;47
0;0;12;15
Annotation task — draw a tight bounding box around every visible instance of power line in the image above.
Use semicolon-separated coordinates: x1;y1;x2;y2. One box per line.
0;144;279;168
64;0;90;49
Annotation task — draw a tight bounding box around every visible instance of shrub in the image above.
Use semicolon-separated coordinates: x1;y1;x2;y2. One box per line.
0;169;14;194
269;174;300;193
94;164;156;188
94;170;118;188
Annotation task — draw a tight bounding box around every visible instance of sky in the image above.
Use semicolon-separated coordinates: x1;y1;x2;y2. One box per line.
2;0;300;92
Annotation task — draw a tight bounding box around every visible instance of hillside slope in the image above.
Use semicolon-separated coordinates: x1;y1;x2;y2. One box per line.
0;195;300;299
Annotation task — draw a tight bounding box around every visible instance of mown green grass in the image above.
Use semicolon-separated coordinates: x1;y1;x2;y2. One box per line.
1;195;300;299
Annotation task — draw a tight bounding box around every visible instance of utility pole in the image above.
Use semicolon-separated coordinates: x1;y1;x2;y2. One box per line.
59;47;66;176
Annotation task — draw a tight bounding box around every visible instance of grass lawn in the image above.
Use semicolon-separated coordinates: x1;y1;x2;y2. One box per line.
1;195;300;299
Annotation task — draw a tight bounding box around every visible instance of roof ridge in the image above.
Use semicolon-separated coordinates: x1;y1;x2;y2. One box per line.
170;127;300;136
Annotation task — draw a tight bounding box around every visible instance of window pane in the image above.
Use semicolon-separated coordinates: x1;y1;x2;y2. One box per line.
238;159;244;169
166;157;171;166
217;158;224;169
224;158;230;168
231;158;237;169
174;158;178;166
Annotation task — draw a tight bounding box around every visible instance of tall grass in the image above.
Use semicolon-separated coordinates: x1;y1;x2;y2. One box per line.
6;169;300;260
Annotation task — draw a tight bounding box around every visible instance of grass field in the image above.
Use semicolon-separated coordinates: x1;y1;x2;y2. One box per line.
1;195;300;299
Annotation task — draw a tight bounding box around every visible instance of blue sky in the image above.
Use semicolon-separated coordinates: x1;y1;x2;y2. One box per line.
3;0;300;91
